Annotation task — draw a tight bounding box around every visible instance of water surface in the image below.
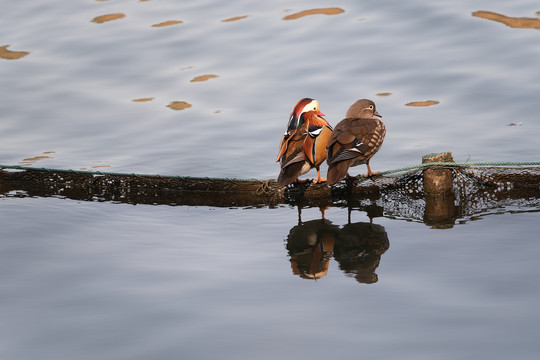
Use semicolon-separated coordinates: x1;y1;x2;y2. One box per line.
1;0;539;178
1;197;539;359
1;1;540;359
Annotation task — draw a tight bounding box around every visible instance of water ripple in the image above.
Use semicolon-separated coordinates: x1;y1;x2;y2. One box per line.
190;74;219;82
405;100;440;107
473;10;540;29
0;45;29;59
152;20;183;27
221;15;248;22
283;7;345;20
132;97;155;102
167;101;192;111
91;13;126;23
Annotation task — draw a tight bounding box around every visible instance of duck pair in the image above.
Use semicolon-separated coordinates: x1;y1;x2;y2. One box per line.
276;98;386;186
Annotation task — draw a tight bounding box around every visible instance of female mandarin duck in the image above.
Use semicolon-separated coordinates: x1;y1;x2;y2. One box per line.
326;99;386;186
276;98;333;186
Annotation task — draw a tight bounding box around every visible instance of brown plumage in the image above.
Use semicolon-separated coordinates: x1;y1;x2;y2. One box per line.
276;98;333;186
326;99;386;186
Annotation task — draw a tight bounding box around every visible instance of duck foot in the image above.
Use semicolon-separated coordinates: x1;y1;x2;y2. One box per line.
362;171;381;178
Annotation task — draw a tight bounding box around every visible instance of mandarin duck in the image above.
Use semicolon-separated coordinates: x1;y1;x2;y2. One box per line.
326;99;386;186
276;98;333;186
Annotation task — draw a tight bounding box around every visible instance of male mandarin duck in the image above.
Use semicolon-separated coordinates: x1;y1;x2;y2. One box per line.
326;99;386;186
276;98;333;186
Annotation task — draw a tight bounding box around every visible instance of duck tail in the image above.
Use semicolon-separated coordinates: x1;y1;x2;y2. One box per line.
327;161;350;186
277;162;305;186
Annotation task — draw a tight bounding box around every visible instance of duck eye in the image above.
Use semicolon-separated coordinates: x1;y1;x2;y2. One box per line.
369;105;374;110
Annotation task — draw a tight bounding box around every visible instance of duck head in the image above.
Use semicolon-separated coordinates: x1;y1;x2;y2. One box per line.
345;99;381;119
287;98;326;131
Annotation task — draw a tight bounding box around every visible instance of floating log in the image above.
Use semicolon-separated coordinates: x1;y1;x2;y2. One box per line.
0;166;397;207
1;155;540;226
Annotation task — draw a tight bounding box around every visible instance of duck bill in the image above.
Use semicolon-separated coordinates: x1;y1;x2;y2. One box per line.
374;110;382;118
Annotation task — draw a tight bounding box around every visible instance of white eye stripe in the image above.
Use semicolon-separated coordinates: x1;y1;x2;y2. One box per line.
301;100;319;114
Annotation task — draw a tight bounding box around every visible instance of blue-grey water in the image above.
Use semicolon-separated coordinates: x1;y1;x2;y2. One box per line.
1;0;540;359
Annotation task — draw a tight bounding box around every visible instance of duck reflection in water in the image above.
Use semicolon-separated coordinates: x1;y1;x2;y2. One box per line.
285;206;389;284
286;207;339;280
335;220;389;284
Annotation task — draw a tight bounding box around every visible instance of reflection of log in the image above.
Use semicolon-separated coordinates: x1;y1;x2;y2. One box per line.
423;194;458;228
